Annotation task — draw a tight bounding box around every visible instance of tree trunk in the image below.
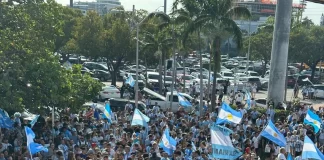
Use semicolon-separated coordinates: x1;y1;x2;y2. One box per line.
111;71;117;86
310;60;320;82
263;59;268;76
211;36;221;110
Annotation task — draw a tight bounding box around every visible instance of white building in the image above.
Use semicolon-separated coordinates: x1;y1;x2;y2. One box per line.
73;0;122;15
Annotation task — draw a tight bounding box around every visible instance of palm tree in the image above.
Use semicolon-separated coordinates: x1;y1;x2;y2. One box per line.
198;0;250;109
140;18;173;94
173;0;250;109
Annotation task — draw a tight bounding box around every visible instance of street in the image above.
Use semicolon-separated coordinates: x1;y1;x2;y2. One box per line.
104;81;324;108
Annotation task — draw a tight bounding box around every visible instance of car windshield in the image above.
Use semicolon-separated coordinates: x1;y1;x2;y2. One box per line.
199;75;208;79
183;76;193;80
131;75;144;80
249;78;260;81
148;74;159;80
164;77;173;81
250;72;259;76
224;73;233;77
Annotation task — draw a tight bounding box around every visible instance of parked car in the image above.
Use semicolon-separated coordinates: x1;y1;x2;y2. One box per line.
98;85;121;101
244;71;260;77
92;70;111;82
239;77;262;91
314;84;324;99
129;73;146;89
220;71;235;80
287;75;297;88
109;98;146;112
83;62;109;72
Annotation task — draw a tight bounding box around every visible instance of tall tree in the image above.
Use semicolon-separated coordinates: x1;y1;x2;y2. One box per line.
201;0;250;109
74;9;135;85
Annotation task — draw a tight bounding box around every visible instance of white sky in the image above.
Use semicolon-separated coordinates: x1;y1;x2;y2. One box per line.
56;0;324;25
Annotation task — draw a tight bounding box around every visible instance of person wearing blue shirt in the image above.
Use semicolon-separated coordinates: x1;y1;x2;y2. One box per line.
185;143;192;160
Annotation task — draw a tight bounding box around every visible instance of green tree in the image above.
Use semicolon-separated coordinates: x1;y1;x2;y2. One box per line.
289;26;324;81
201;0;250;108
74;9;135;86
0;2;102;114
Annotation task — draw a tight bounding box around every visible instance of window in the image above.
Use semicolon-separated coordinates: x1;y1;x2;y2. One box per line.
250;72;259;76
224;73;234;77
249;78;260;82
169;95;178;102
148;74;159;80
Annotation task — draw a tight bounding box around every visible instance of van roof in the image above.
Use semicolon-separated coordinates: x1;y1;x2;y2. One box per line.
146;72;159;75
143;87;166;101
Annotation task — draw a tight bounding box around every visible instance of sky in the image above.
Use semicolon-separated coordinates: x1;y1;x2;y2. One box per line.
56;0;324;25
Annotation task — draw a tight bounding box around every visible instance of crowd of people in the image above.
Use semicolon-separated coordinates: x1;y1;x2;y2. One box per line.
0;80;323;160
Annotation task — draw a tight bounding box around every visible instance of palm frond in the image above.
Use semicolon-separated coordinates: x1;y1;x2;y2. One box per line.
226;6;251;19
221;17;243;50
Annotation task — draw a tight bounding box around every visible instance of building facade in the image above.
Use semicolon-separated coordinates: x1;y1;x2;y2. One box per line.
72;0;122;15
221;0;304;56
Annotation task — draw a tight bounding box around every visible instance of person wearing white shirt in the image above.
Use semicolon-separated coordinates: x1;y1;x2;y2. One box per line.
124;101;133;112
195;83;200;96
277;147;287;160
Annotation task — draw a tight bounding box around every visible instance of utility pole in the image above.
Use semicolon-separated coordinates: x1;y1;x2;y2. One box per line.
267;0;293;106
164;0;167;13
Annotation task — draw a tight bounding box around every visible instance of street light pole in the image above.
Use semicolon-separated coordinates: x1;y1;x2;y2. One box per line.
135;25;139;108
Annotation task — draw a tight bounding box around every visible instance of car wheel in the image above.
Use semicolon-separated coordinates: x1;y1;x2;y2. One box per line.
100;77;105;82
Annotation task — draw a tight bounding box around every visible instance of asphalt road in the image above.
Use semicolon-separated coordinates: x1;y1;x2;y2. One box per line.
103;81;324;107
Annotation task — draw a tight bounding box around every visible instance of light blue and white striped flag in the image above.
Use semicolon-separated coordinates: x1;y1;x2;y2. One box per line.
245;92;251;110
302;135;324;160
103;103;113;122
25;127;48;155
210;125;242;159
131;108;150;127
159;128;177;155
304;109;321;133
260;120;286;147
30;115;39;128
216;103;242;124
177;93;192;107
126;76;135;87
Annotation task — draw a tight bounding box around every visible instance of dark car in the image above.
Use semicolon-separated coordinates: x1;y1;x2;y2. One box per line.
81;67;93;75
296;75;319;86
82;62;109;72
92;70;111;82
287;75;296;88
109;98;146;112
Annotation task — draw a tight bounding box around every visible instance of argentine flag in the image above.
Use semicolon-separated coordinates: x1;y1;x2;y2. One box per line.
131;108;150;127
304;109;321;133
30;115;40;128
245;92;251;110
126;75;135;87
210;125;242;159
103;103;113;121
216;103;242;124
159;128;177;155
177;93;192;107
302;135;324;160
0;109;13;129
287;153;293;160
260;120;286;147
25;127;48;155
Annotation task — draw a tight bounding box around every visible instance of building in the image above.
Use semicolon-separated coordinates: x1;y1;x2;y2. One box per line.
221;0;304;56
321;14;324;26
72;0;122;15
